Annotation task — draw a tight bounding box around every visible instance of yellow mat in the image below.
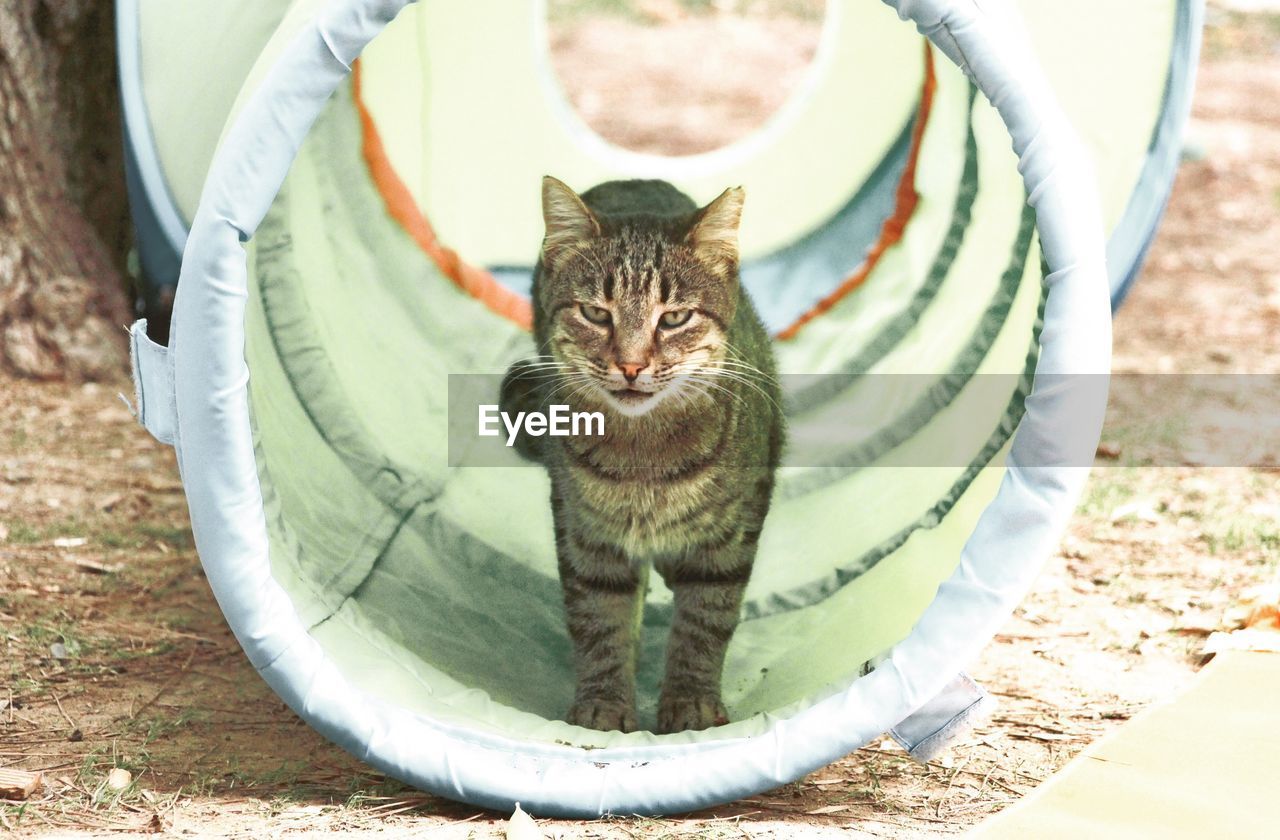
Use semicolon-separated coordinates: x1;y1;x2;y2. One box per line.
970;650;1280;839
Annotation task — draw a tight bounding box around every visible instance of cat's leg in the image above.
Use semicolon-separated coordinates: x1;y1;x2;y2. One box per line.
557;524;647;733
654;526;758;733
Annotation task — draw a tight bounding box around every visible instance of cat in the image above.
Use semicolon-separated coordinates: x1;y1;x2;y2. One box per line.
500;176;784;734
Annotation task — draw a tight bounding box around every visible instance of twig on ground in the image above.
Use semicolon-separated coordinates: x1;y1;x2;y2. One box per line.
50;692;77;733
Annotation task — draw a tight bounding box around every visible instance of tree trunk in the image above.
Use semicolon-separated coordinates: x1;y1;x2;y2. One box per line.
0;0;130;381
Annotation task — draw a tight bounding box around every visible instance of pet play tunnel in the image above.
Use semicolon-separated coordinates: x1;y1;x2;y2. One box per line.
119;0;1201;817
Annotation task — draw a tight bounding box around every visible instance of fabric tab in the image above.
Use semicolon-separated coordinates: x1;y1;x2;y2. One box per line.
128;319;177;447
891;671;995;763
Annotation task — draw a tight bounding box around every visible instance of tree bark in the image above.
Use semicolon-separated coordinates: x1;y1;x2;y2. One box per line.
0;0;130;381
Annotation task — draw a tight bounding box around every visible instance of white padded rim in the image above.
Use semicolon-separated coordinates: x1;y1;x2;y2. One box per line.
169;0;1110;816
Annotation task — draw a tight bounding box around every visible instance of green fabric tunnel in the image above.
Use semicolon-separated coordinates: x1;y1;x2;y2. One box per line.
118;0;1200;815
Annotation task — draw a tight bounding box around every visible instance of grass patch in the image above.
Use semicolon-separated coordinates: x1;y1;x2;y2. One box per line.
0;512;190;551
23;622;86;658
86;520;191;551
134;523;193;549
0;517;90;545
0;803;30;831
549;0;648;22
1205;11;1280;59
131;708;208;746
1079;469;1140;518
73;744;173;813
217;758;310;796
3;521;48;544
109;639;177;662
97;530;144;549
1201;512;1280;560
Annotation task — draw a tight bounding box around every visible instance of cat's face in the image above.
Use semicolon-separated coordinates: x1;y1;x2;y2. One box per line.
537;178;745;417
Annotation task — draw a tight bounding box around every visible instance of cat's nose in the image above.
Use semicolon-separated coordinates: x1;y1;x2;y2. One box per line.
618;362;647;383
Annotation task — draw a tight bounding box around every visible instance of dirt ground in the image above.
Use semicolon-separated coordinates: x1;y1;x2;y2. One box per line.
3;2;1279;838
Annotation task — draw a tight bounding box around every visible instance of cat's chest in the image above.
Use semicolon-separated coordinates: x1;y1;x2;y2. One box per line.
550;404;742;556
571;471;723;558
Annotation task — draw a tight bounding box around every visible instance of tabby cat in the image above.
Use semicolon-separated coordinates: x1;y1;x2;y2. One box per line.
500;177;784;734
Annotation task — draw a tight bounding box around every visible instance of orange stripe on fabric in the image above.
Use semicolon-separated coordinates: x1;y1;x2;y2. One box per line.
352;60;534;330
355;44;934;339
775;42;937;341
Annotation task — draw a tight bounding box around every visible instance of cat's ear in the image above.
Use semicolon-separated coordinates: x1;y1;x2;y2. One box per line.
541;176;600;267
687;186;745;271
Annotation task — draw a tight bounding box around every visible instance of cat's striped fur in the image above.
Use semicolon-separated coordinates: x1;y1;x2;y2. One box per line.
501;177;784;733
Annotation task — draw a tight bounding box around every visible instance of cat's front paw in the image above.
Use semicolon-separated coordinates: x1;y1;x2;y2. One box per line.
567;698;637;733
657;693;729;734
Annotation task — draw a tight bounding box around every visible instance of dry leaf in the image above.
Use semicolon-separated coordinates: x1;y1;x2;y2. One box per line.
97;493;124;512
806;804;850;815
1007;731;1073;743
1202;628;1280;655
1241;582;1280;629
1096;442;1122;460
1110;501;1161;524
69;557;122;575
95;406;133;425
506;803;545;840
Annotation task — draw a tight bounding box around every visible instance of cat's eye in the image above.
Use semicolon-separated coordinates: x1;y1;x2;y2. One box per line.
580;303;611;325
659;309;693;329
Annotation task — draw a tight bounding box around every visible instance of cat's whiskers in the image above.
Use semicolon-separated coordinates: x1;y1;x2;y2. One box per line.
698;362;772;386
533;357;618;409
699;372;781;414
713;358;772;380
517;355;572;370
515;368;580;388
514;362;573;382
690;351;771;383
667;380;707;413
515;360;572;375
554;371;596;396
658;372;713;409
680;372;748;411
570;379;619;412
683;364;784;415
536;366;595;402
